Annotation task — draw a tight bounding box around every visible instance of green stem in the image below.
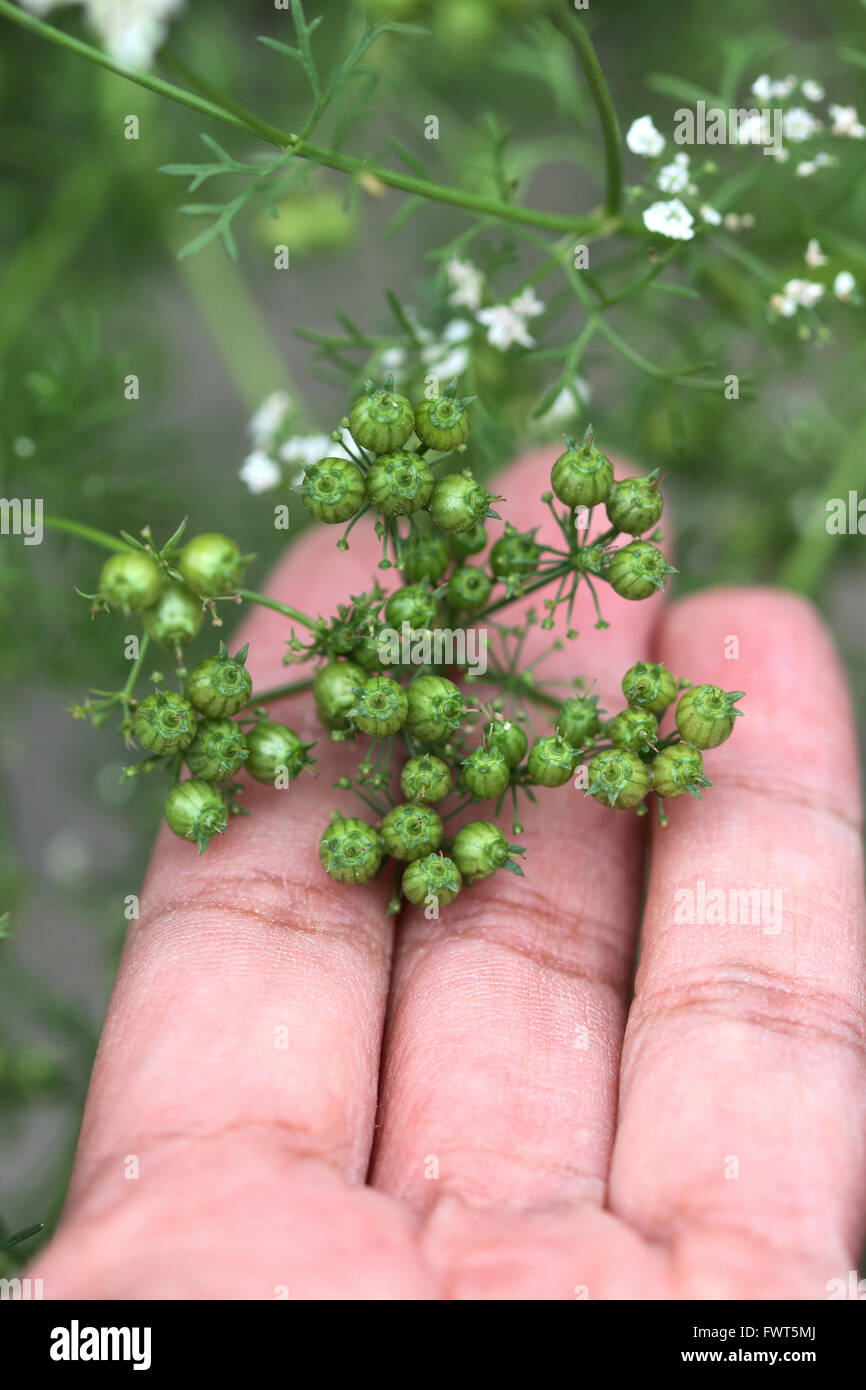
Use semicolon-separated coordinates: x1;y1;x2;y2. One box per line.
43;516;129;552
0;0;608;237
776;411;866;595
121;633;150;700
476;561;573;620
236;589;318;630
242;677;314;709
554;13;622;217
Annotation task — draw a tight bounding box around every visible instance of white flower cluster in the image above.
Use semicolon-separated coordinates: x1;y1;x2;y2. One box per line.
626;119;723;240
19;0;185;69
744;77;865;168
445;258;547;350
239;391;352;496
769;240;857;319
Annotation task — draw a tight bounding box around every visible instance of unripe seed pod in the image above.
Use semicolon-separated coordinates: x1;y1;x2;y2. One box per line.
348;376;415;453
651;744;712;799
313;659;367;732
608;705;658;754
605;472;664;536
301;458;366;524
142;582;203;648
483;718;528;768
405;674;468;742
319;816;383;883
384;584;437;631
400;754;452;804
99;551;163;612
187;643;252;717
452;821;523;884
550;430;614;508
164;778;228;851
428;471;493;533
621;660;677;713
179;533;246;597
447;565;492;613
245;721;314;783
608;540;676;600
351;676;408;737
489;526;540;582
185;718;248;781
414;379;473;451
365;451;434;515
133;689;198;755
462;746;511;798
398;531;450;583
350;633;389;672
675;684;745;749
380;802;443;861
528;734;578;788
587;748;651;809
556;694;602;748
402;853;462;907
450;520;488;556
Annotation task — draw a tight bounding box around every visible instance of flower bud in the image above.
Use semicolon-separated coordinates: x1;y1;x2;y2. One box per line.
142;582;203;648
187;643;252;717
179;533;247;597
185;717;248;780
400;754;452;804
380;802;443;861
462;746;510;798
99;551;163;612
402;853;462;907
164;779;228;852
301;458;366;524
651;744;712;799
675;684;745;749
319;816;383;883
621;660;677;713
245;721;314;783
528;733;579;787
405;674;467;742
133;689;198;755
414;378;473;451
605;472;664;536
348;376;415;453
350;675;408;737
365;451;434;515
587;748;651;809
451;821;525;883
447;565;492;613
608;540;676;600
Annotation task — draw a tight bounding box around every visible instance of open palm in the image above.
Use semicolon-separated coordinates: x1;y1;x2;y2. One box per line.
35;450;866;1300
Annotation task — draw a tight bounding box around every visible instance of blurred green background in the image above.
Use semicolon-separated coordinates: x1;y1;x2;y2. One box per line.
1;0;864;1268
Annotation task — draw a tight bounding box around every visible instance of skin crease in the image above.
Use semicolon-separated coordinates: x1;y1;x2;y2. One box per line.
29;449;866;1300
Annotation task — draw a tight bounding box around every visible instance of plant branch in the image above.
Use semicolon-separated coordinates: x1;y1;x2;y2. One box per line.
553;12;623;217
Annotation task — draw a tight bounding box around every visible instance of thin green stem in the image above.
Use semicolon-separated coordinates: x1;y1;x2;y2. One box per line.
121;634;150;700
0;0;608;237
240;678;315;711
553;13;623;217
43;516;129;552
236;589;318;630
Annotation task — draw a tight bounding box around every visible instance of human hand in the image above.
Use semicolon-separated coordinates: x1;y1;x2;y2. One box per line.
33;450;866;1300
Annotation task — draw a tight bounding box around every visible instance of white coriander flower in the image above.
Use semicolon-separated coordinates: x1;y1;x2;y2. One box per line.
796;160;817;177
18;0;66;13
769;292;798;318
509;287;545;320
751;75;774;102
642;197;695;241
783;278;825;308
446;257;484;312
783;106;822;142
239;450;281;495
380;345;408;373
740;213;755;228
802;79;825;102
805;238;828;268
657;153;691;193
278;433;350;468
735;112;769;146
828;104;866;138
767;144;790;162
626;115;665;157
247;391;292;447
476;304;536;351
537;383;592;430
833;271;856;302
85;1;186;70
421;319;473;379
699;204;722;225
